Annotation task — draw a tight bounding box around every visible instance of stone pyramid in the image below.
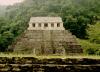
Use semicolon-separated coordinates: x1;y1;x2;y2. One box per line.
9;17;83;55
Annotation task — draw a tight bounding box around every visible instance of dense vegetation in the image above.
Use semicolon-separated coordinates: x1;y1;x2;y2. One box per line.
79;22;100;55
0;0;100;54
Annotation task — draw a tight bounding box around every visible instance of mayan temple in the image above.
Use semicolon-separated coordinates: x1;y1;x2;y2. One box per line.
10;17;83;55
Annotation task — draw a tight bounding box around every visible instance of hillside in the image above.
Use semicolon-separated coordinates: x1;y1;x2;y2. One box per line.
0;0;100;54
0;5;7;17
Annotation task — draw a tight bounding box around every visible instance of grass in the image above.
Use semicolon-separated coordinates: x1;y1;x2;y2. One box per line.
0;53;100;59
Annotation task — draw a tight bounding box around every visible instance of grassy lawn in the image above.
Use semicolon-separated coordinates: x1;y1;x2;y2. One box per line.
0;53;100;59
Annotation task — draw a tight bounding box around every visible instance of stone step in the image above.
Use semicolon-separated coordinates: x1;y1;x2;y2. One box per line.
9;30;83;55
0;63;100;72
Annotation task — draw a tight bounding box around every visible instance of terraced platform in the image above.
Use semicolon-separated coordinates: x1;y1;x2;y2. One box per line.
9;30;83;55
0;57;100;72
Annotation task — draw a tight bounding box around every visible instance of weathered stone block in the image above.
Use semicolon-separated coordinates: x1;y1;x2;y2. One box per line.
9;30;83;55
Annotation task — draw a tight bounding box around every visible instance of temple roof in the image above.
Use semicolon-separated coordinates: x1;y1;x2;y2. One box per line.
29;17;63;23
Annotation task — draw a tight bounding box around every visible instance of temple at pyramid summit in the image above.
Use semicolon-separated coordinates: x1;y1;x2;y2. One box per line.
10;17;83;55
28;17;65;30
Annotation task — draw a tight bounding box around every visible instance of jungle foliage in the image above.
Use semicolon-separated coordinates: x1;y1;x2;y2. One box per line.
0;0;100;53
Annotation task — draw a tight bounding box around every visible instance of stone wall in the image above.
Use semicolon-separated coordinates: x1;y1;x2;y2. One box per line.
10;30;83;55
0;57;100;72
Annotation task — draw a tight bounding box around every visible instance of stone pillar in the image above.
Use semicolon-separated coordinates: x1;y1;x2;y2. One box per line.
54;22;57;30
28;22;33;30
35;23;38;30
60;22;65;30
41;23;44;30
48;22;51;30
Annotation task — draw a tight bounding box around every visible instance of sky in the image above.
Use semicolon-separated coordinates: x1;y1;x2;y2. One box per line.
0;0;24;6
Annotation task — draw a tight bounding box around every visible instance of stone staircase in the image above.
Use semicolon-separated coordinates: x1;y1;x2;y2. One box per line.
0;57;100;72
9;30;83;55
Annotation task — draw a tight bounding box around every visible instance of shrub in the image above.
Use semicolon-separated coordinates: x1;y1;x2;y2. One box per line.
77;39;100;55
85;48;98;55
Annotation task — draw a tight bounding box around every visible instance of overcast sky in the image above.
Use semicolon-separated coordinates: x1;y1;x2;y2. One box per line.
0;0;24;6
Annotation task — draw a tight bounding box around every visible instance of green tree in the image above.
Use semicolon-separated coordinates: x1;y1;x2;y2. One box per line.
0;31;14;51
87;22;100;44
63;16;90;38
